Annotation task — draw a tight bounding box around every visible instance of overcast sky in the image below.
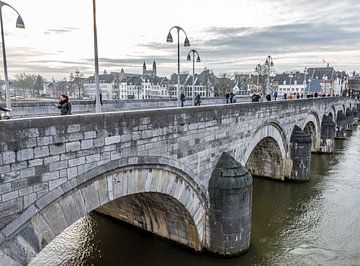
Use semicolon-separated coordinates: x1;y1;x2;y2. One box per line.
1;0;360;80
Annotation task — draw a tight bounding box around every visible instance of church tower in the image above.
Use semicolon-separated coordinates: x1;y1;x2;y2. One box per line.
143;61;146;76
152;60;157;78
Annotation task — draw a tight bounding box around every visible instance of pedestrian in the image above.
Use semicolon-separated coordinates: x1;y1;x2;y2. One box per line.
55;94;71;115
251;93;260;102
180;92;186;107
225;91;230;103
273;91;278;100
266;93;271;101
195;93;201;106
230;92;234;103
93;93;103;106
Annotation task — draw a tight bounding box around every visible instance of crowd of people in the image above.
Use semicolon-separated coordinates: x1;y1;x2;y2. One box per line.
251;91;334;102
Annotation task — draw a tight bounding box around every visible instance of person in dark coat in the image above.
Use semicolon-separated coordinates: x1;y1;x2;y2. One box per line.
273;91;278;100
55;94;71;115
195;93;201;106
266;93;271;101
180;92;186;107
229;92;234;103
225;91;230;103
251;93;260;102
93;93;103;106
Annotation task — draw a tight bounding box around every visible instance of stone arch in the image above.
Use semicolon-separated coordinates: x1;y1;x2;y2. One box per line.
302;112;321;152
0;162;207;265
329;106;336;121
242;121;288;180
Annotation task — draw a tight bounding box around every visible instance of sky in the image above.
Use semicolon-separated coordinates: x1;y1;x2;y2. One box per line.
1;0;360;80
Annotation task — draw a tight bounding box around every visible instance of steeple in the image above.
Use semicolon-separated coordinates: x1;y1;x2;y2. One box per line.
143;61;146;75
152;60;157;78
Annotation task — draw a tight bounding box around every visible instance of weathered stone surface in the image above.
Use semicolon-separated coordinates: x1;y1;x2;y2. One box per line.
320;114;336;153
335;110;347;139
208;152;253;256
289;126;312;181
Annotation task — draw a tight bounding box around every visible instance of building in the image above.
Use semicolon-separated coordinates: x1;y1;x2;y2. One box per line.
169;69;215;99
118;61;170;100
143;61;157;78
348;73;360;97
83;71;119;100
273;72;307;96
307;67;347;96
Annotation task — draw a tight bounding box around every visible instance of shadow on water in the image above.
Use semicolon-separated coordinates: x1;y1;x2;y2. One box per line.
31;127;360;266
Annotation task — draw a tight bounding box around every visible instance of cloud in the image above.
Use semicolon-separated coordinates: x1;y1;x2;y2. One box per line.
43;27;79;35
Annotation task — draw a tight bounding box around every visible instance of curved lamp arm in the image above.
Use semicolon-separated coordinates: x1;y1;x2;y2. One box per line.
0;1;25;28
167;25;190;46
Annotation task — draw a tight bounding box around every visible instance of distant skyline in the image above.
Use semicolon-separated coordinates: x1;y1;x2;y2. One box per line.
1;0;360;80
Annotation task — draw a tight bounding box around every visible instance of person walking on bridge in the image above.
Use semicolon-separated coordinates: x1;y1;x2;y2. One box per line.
195;93;201;106
55;94;71;115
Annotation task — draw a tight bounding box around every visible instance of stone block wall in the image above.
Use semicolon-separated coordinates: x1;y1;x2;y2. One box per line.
0;96;356;262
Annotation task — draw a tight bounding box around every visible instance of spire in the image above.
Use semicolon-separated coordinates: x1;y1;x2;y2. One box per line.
152;59;157;78
143;61;146;75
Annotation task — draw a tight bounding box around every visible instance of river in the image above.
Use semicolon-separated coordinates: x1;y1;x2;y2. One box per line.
30;127;360;265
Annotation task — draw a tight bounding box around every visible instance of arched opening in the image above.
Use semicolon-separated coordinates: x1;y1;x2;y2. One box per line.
96;192;201;250
245;137;284;180
2;165;206;265
303;121;317;152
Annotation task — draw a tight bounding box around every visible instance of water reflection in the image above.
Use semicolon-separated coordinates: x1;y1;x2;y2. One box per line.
31;128;360;266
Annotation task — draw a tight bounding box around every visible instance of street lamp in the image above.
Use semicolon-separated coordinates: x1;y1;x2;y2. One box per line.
0;1;25;109
255;64;261;91
166;26;190;107
289;72;293;93
303;67;308;93
92;0;101;113
264;55;274;96
74;68;82;99
187;49;200;106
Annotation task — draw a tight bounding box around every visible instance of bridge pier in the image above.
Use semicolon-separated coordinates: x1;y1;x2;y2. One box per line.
352;107;358;126
288;126;312;182
208;152;252;256
346;109;354;131
335;111;347;139
319;115;336;153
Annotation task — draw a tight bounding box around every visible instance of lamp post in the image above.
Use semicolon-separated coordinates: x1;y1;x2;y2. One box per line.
92;0;101;113
166;26;190;107
264;55;274;96
289;72;293;93
303;67;308;94
255;64;261;92
0;1;24;109
187;49;200;106
74;68;82;99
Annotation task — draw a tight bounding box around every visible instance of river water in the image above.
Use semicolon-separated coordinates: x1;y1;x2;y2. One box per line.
30;127;360;266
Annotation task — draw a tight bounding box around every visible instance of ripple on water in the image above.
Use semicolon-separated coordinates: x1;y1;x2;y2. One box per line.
30;215;99;266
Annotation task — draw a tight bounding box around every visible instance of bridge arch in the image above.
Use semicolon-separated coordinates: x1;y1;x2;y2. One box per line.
0;160;207;265
302;111;321;152
241;121;288;180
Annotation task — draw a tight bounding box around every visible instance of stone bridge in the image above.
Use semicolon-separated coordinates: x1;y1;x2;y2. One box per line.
0;97;357;265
